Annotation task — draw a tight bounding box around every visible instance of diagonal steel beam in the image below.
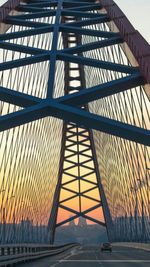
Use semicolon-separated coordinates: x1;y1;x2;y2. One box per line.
63;16;110;27
0;86;41;107
56;215;79;227
0;99;149;146
59;74;144;106
81;178;97;186
60;37;122;54
8;10;56;20
58;53;138;74
64;3;102;11
16;5;48;13
62;178;78;187
0;74;143;112
62;9;102;18
81;193;102;205
83;215;106;226
0;73;144;111
0;26;54;41
23;2;57;8
60;25;120;38
57;214;105;227
0;53;50;71
5;17;50;28
59;204;80;215
59;194;78;204
0;101;49;131
0;42;48;55
82;186;98;195
59;203;102;216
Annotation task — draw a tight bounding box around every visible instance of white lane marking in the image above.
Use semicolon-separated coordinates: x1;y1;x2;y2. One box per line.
50;247;82;267
94;249;104;267
94;253;103;267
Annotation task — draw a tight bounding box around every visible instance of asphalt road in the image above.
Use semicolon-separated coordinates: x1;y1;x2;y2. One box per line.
18;245;150;267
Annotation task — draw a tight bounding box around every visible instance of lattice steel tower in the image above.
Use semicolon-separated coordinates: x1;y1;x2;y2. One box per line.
48;16;114;243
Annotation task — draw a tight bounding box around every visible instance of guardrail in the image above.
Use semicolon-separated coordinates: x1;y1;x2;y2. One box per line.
113;242;150;252
0;243;78;266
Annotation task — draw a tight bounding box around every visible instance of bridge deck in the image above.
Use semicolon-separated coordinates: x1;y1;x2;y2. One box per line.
17;245;150;267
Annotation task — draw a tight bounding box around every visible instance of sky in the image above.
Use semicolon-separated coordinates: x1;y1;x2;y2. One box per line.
0;0;149;42
115;0;150;43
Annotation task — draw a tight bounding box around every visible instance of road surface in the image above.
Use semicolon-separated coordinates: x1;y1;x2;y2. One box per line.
18;245;150;267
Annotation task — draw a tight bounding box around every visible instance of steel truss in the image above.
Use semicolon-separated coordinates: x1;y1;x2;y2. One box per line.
0;0;150;243
48;20;114;242
0;0;149;145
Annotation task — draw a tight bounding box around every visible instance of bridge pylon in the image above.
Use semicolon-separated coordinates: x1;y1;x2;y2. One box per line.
48;16;114;243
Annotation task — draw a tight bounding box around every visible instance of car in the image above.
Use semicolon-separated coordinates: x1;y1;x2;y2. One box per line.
101;242;112;252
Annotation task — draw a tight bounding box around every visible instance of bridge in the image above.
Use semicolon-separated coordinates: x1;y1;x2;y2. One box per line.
0;0;150;266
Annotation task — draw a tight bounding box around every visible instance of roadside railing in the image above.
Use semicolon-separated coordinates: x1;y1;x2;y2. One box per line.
0;243;78;266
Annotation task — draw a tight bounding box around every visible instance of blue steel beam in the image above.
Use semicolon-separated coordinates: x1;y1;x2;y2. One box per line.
57;53;136;74
59;203;102;217
18;1;96;10
0;42;48;55
8;10;56;20
60;195;79;204
60;25;120;38
0;87;41;107
56;215;79;227
0;53;50;71
6;16;109;29
61;185;77;194
16;5;50;12
64;3;102;11
64;16;110;27
61;37;122;54
82;186;99;195
59;74;144;105
57;214;105;227
63;1;97;6
0;101;49;131
64;0;94;4
24;2;57;7
62;9;102;18
0;99;149;146
83;215;106;226
5;17;50;28
81;177;97;186
82;194;101;204
0;26;54;41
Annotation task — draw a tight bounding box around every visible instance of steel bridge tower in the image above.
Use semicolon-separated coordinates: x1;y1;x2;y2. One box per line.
48;16;114;243
0;0;150;244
